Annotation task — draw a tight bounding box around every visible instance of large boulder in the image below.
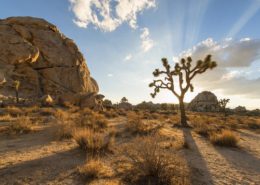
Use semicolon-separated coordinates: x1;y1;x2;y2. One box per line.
188;91;219;112
0;16;98;100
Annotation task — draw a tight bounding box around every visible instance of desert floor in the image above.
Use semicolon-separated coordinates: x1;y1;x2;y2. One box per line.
0;107;259;185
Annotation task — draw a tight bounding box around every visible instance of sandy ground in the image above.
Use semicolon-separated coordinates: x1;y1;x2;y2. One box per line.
0;117;259;185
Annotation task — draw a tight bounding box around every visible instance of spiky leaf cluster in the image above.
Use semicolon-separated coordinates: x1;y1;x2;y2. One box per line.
149;55;217;99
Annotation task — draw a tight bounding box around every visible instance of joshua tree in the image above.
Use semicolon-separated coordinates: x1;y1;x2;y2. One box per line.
120;97;128;103
149;55;217;127
218;98;230;117
13;80;20;103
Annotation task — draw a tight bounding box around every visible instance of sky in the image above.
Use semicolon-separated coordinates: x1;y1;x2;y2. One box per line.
0;0;260;109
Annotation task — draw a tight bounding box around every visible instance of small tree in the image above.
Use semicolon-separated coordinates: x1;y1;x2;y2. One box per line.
103;99;113;109
14;80;20;103
218;98;230;117
120;97;128;103
149;55;217;127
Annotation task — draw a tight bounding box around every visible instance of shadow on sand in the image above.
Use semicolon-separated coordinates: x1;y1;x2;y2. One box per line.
213;141;260;174
0;147;85;184
182;128;214;185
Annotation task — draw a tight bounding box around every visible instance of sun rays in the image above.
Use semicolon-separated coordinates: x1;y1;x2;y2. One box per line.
227;0;260;38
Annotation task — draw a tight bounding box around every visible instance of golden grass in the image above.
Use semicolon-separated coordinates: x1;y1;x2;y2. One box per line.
0;114;13;122
8;116;34;134
5;106;23;117
122;136;190;185
193;122;213;137
56;122;75;139
77;110;108;131
102;109;118;118
210;130;239;147
73;129;114;155
78;158;113;180
126;113;163;135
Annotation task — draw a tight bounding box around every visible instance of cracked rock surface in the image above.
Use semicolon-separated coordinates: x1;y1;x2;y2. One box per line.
0;16;98;99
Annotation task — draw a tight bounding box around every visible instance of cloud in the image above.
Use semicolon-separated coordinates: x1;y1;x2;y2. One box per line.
177;38;260;67
107;73;113;77
69;0;156;31
174;38;260;98
124;54;132;61
140;27;155;52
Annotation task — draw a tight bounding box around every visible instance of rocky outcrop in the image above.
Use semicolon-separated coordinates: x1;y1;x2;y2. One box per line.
188;91;218;112
58;92;105;110
118;102;133;110
0;16;98;100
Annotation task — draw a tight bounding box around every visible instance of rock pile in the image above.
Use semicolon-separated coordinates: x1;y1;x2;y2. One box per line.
188;91;219;112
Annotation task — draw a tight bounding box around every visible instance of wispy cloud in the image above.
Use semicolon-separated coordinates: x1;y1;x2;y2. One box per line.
107;73;113;77
140;27;155;52
124;54;132;61
69;0;156;32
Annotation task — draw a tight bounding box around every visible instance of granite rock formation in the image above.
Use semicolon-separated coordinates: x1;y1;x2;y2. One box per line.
188;91;219;112
0;16;98;101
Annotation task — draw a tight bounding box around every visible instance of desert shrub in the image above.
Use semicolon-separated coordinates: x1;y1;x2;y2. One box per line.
122;136;190;185
247;121;260;129
193;122;212;137
73;129;114;155
227;117;239;130
117;109;127;116
25;105;40;114
39;108;56;116
57;122;75;139
78;112;108;131
102;110;118;118
210;130;239;147
5;106;23;117
142;112;159;120
167;114;181;126
126;113;163;135
54;109;69;122
0;114;13;122
8;116;34;134
78;158;113;180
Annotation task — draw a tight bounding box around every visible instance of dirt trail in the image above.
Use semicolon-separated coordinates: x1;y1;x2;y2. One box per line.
0;123;85;185
182;128;260;185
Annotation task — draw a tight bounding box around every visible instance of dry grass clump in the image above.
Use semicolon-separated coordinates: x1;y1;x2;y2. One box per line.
0;114;13;122
210;130;239;147
39;107;56;116
122;136;190;185
78;158;113;180
126;113;163;135
5;106;23;117
57;122;75;139
102;109;118;118
78;109;108;131
8;116;34;134
117;109;127;116
73;129;114;155
24;105;40;114
247;121;260;129
193;122;213;137
241;118;260;129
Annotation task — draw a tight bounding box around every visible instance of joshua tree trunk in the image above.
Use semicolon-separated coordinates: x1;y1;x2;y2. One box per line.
179;96;188;127
15;90;19;103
